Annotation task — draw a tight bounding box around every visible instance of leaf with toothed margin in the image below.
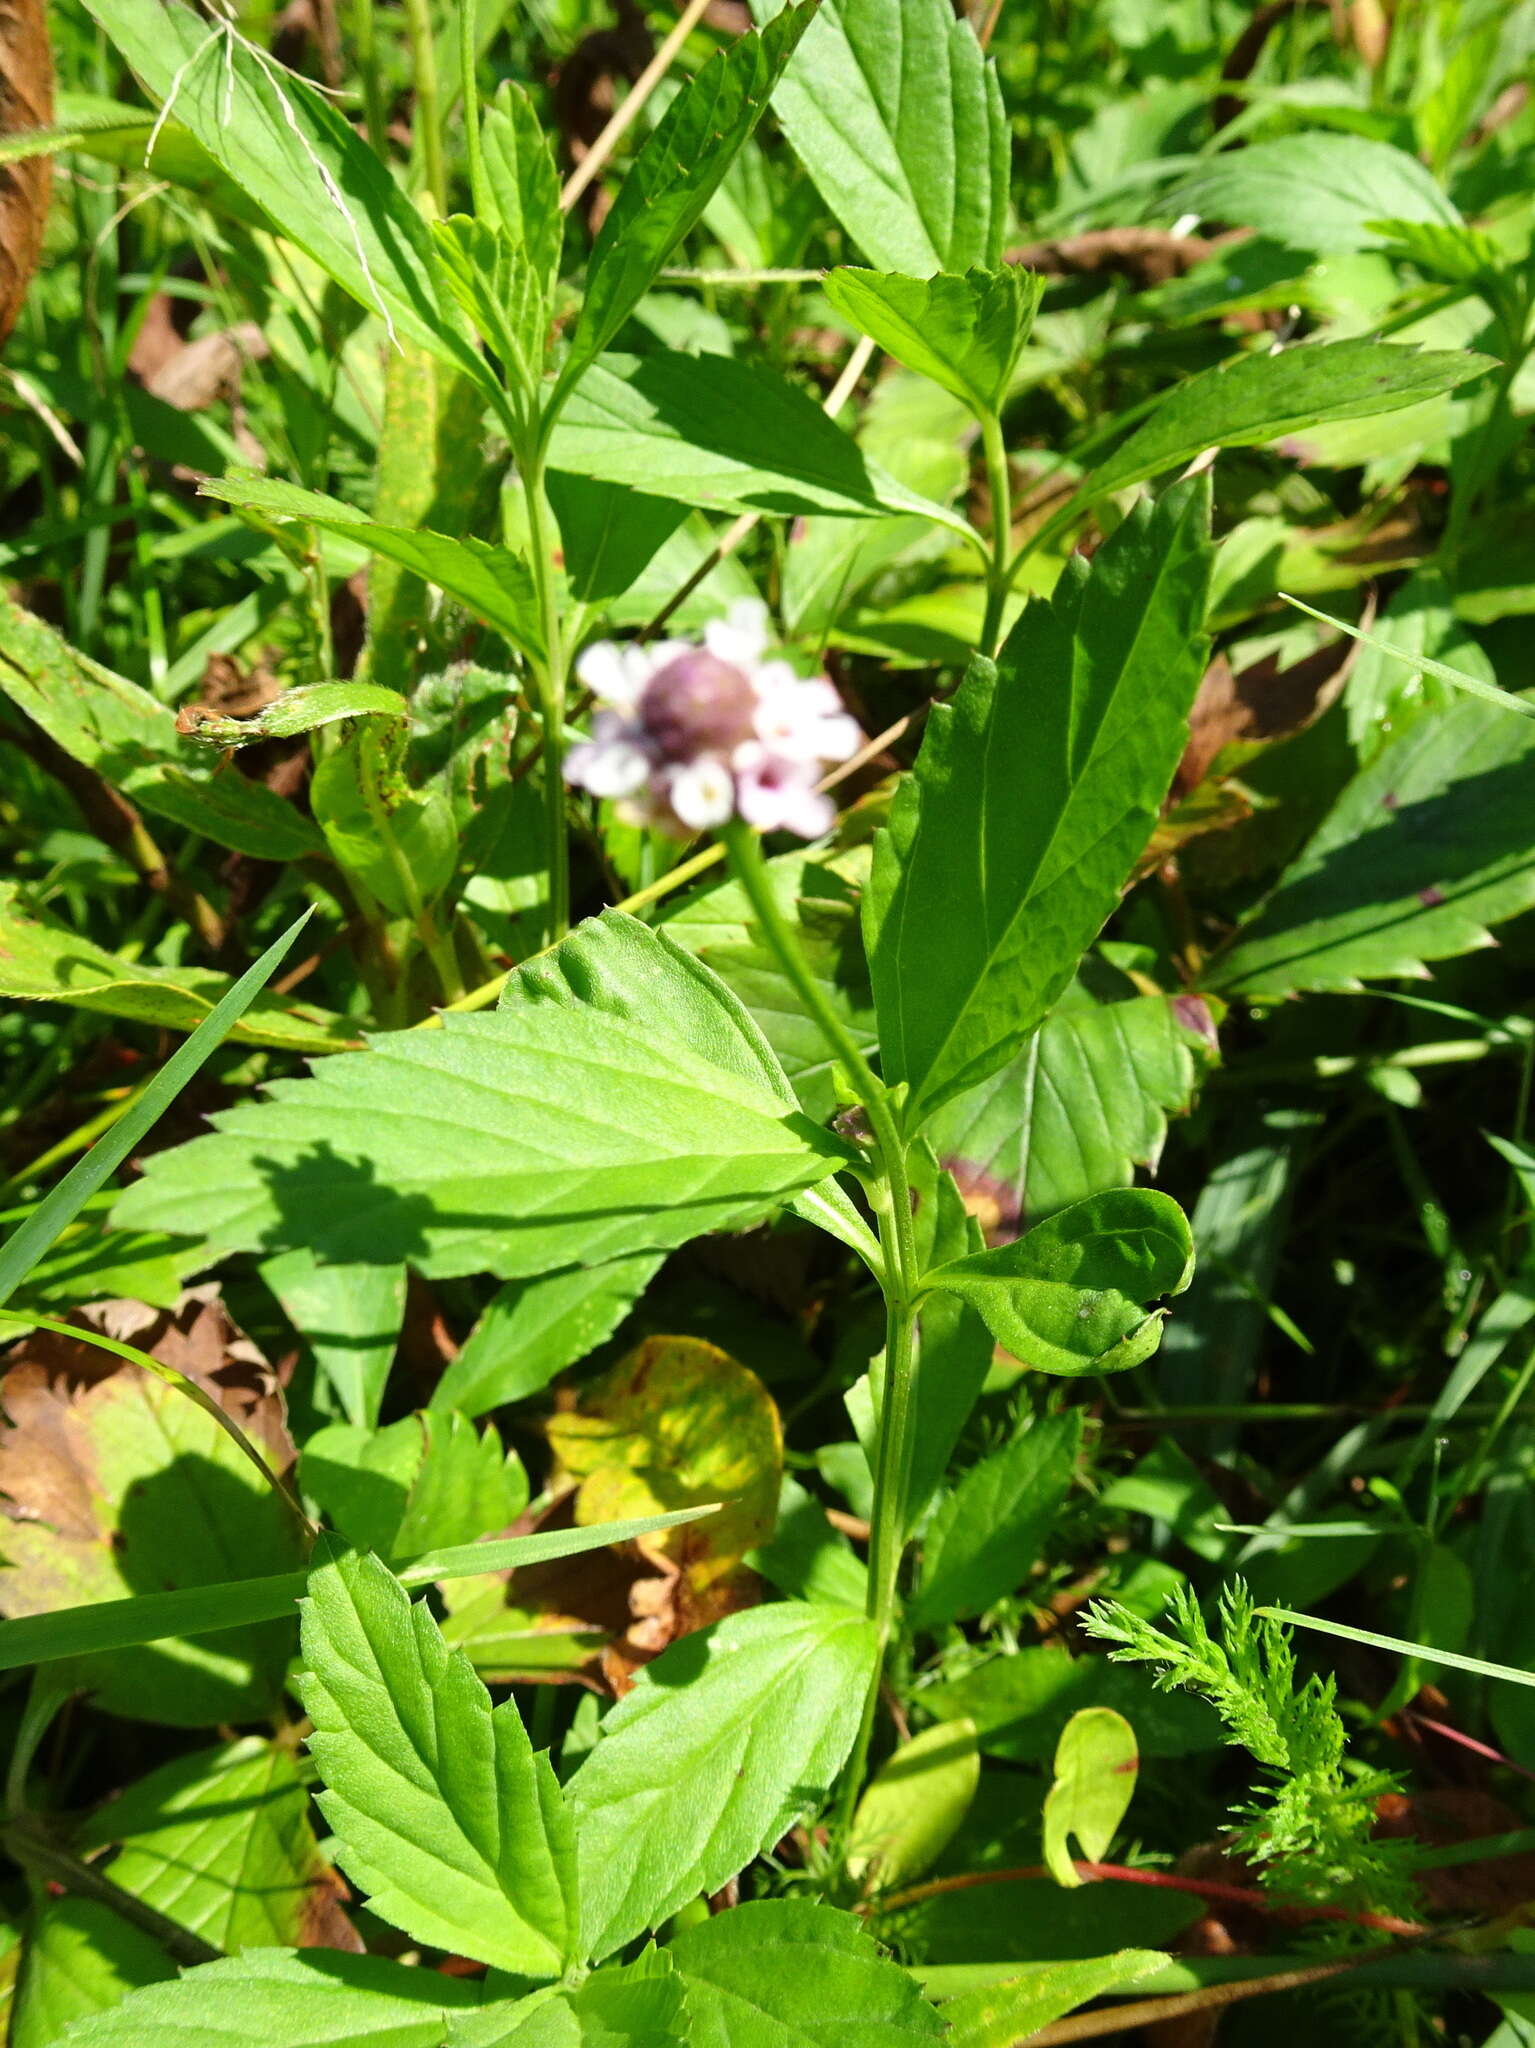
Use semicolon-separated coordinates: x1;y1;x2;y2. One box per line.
298;1542;579;1976
1206;688;1535;998
112;913;853;1282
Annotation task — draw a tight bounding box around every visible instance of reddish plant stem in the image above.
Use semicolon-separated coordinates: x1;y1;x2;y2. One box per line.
872;1859;1426;1937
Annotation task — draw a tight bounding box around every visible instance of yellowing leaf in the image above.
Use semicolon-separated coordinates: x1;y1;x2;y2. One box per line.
546;1336;781;1593
847;1718;979;1888
1042;1707;1139;1888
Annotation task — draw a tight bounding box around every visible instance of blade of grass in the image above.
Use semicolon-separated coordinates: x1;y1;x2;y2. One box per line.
1259;1606;1535;1687
1279;593;1535;721
0;1504;720;1671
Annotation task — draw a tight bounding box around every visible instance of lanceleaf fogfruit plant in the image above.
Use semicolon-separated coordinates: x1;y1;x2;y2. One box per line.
94;474;1211;2031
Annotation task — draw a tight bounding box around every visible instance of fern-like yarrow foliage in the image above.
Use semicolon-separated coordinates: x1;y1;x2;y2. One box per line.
1084;1581;1417;1920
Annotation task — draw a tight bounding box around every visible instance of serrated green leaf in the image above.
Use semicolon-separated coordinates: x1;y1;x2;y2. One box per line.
479;81;562;291
925;985;1214;1229
566;1603;878;1959
201;476;543;661
559;5;816;392
668;1900;945;2046
0;597;320;861
74;1737;354;1951
455;1955;689;2048
113;913;848;1281
429;1255;663;1417
1084;341;1493;503
549;351;971;536
431;217;547;403
747;0;1008;275
938;1951;1168;2048
821;268;1043;419
1367;216;1506;286
663;845;876;1120
300;1543;579;1976
1206;688;1535;998
911;1412;1084;1629
865;478;1212;1126
1042;1708;1138;1887
302;1411;528;1558
927;1189;1195;1378
0;884;358;1055
78;0;491;395
847;1721;979;1887
1169;132;1462;254
56;1948;486;2048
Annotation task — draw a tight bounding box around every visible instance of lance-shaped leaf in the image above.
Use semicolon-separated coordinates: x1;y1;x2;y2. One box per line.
1083;340;1493;504
0;597;320;861
1206;686;1535;998
925;1189;1194;1377
668;1900;945;2047
114;913;850;1281
56;1948;487;2047
747;0;1008;276
428;1254;663;1418
566;1603;877;1959
549;351;970;536
201;476;542;661
299;1543;579;1977
0;884;358;1055
479;81;562;291
822;268;1043;419
176;681;408;748
558;4;816;392
78;0;490;394
864;478;1212;1127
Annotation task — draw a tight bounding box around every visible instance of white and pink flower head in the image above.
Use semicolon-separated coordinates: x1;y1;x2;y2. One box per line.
563;601;860;840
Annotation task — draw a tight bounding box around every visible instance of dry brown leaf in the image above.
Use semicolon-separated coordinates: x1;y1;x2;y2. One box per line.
0;1289;304;1725
1174;601;1372;801
0;0;52;348
144;323;269;412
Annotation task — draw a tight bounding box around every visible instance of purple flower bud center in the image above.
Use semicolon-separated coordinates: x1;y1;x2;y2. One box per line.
638;651;757;761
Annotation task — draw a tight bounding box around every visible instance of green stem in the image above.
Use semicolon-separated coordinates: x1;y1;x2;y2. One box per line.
402;0;447;210
521;450;571;945
979;410;1013;659
719;824;923;1838
352;0;388;157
